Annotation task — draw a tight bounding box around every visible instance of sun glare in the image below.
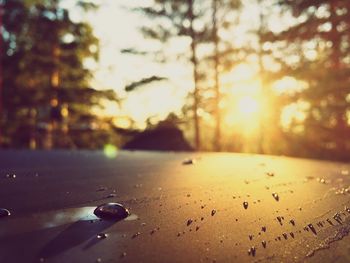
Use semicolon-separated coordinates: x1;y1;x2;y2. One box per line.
237;96;260;115
224;94;263;135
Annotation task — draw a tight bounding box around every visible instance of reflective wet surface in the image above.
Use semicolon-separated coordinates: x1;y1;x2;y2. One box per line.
0;150;350;262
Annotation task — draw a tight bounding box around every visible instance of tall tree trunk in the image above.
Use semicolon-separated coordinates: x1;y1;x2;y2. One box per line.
329;2;347;154
0;3;3;147
189;0;200;150
257;0;265;154
212;0;221;151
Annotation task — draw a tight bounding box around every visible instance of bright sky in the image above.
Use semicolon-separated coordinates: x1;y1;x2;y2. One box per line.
82;0;193;129
63;0;306;131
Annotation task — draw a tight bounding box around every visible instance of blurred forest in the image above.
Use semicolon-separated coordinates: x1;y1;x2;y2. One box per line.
1;0;350;161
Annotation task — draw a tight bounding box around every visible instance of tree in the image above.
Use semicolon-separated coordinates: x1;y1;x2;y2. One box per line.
209;0;241;151
134;0;216;150
134;0;245;151
275;0;350;160
1;0;118;148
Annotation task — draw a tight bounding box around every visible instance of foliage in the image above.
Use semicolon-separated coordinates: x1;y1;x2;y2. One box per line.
274;0;350;160
1;0;118;148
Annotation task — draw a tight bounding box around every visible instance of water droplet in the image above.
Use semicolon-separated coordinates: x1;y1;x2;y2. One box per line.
290;219;295;226
320;178;326;184
182;159;195;165
132;232;141;238
106;193;116;198
248;246;256;257
0;208;11;218
196;226;200;231
290;232;295;238
5;173;16;179
326;218;334;225
96;258;102;263
249;234;253;240
282;233;288;239
266;172;274;177
96;186;107;192
276;216;283;225
261;226;266;232
201;217;204;221
93;203;129;221
308;223;317;235
262;240;266;248
211;209;216;216
121;252;127;258
243;201;248;209
97;233;108;239
345;206;350;213
272;192;279;201
187;219;193;226
333;212;342;223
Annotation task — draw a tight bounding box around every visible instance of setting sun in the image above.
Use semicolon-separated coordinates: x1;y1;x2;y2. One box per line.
237;96;260;116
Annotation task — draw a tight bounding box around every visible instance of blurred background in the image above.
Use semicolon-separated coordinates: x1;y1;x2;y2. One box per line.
1;0;350;161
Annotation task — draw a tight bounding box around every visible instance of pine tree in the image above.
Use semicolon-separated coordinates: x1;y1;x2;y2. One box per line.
1;0;118;148
134;0;216;150
276;0;350;160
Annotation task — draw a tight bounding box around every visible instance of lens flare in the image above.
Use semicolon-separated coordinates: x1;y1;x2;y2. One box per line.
103;144;118;158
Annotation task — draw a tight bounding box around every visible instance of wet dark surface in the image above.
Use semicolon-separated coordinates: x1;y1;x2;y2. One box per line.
0;150;350;262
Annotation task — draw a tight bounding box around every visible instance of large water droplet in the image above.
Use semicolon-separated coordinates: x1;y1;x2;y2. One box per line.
262;240;266;248
94;203;129;221
0;208;11;218
211;209;216;216
243;201;248;209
